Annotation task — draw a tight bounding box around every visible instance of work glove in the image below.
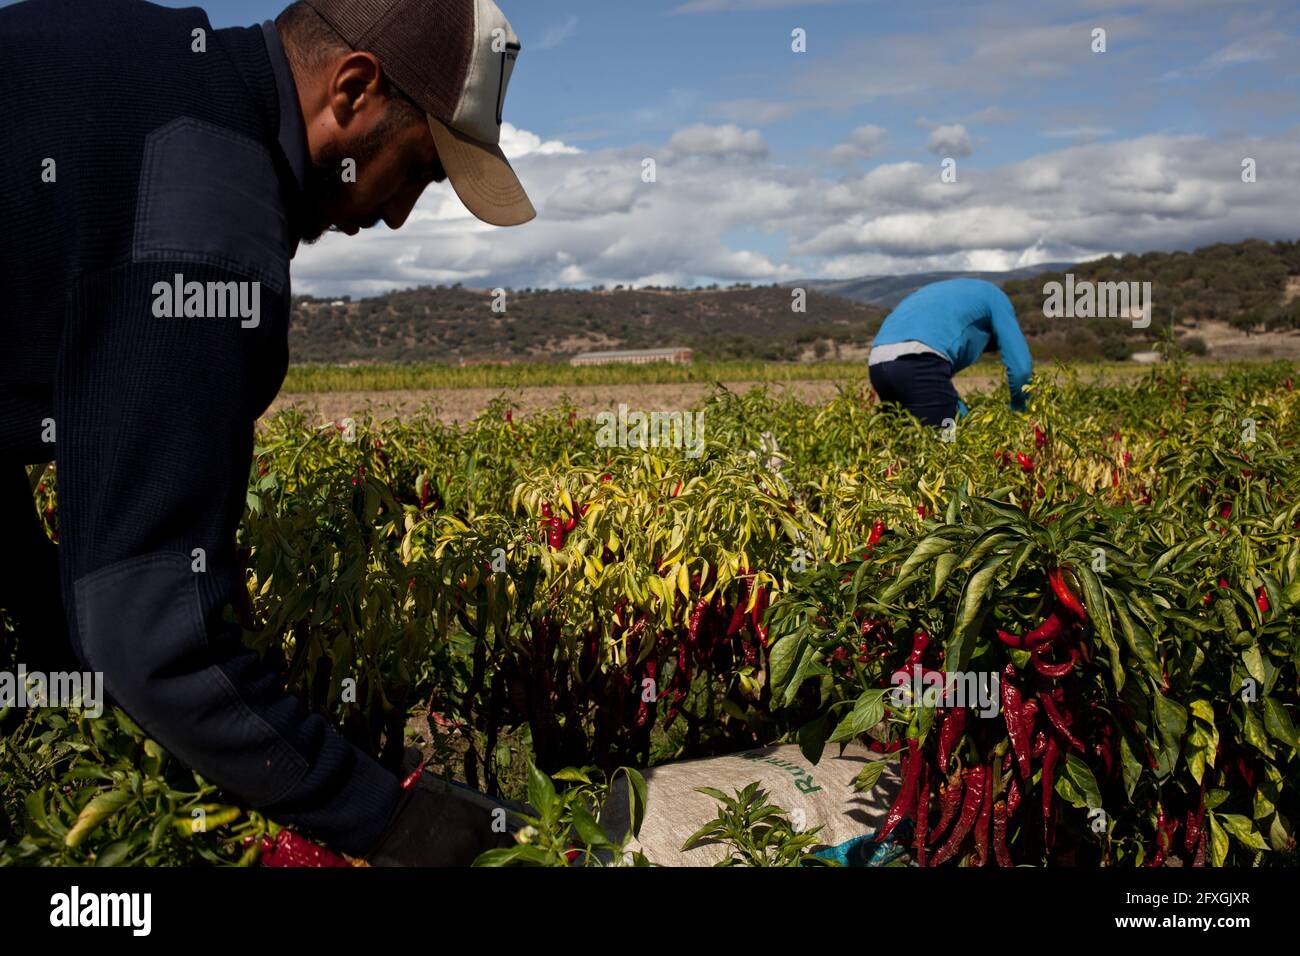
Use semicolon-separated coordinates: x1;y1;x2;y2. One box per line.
364;772;517;867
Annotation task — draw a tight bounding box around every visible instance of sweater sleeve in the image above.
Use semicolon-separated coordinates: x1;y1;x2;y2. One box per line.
55;260;400;856
990;291;1033;411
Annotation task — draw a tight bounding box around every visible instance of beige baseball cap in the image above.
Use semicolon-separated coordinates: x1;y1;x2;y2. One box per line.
304;0;536;226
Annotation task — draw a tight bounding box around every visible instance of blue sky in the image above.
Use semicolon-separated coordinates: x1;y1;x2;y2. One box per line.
9;0;1300;294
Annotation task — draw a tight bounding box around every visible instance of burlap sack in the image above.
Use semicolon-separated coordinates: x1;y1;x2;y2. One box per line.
600;743;902;866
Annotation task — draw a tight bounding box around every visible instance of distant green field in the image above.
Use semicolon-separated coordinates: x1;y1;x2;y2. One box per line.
281;360;871;392
279;358;1239;393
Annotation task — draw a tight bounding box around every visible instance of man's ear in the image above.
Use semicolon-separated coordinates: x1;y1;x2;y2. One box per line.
327;51;385;129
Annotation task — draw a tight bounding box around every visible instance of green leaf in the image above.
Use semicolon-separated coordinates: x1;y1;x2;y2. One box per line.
526;764;559;822
1115;603;1160;682
95;840;132;867
551;767;594;784
768;630;806;698
931;553;960;600
1263;699;1299;749
1217;813;1270;850
828;690;887;745
1077;565;1123;692
472;844;552;867
895;532;963;582
611;767;648;839
949;553;1009;670
1151;691;1188;777
852;761;886;793
1242;645;1267;686
1062;754;1103;809
1207;815;1229;866
797;713;830;765
570;803;609;847
1119;731;1142;800
1243;706;1276;759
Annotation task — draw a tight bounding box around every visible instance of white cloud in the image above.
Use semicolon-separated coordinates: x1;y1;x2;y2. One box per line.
829;125;889;164
666;124;769;159
927;124;973;157
289;126;1300;297
501;123;581;160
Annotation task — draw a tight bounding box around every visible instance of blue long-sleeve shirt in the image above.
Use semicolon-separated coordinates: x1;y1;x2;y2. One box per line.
872;279;1034;410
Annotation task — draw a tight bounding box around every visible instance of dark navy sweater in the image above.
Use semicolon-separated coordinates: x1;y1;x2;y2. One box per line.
0;0;400;854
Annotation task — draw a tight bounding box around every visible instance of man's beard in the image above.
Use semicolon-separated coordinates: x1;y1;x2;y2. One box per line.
297;119;400;245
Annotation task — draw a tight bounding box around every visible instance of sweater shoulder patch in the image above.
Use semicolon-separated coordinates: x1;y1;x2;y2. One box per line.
132;117;290;296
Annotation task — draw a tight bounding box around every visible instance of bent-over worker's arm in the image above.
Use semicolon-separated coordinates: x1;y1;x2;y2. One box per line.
990;294;1033;411
55;256;400;856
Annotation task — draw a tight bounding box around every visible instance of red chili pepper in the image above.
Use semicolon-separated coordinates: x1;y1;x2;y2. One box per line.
938;707;966;772
1034;426;1046;449
1041;736;1061;852
932;777;963;845
997;629;1027;649
1020;611;1067;649
993;801;1012;867
1220;502;1232;519
1256;587;1270;614
727;579;750;637
634;658;658;729
1016;452;1034;473
865;520;885;554
1032;729;1048;759
932;766;986;865
1031;644;1079;679
913;757;930;867
1094;723;1116;779
1002;664;1031;779
687;596;710;647
1048;568;1086;621
1006;775;1022;815
1039;692;1085;753
907;631;932;666
1184;781;1206;856
971;766;994;867
867;739;903;754
541;501;552;519
399;759;427;791
750;584;769;647
259;830;351;868
875;738;921;843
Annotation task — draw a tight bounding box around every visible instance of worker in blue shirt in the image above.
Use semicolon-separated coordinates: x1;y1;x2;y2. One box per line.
868;279;1034;426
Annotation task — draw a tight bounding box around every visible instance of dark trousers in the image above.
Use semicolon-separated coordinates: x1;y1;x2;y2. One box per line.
869;354;960;427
